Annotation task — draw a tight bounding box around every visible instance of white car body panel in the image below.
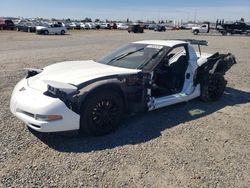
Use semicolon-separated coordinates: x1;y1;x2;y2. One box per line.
148;85;201;111
28;60;140;92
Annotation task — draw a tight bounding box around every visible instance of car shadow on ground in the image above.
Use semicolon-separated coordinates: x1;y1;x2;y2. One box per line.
32;87;250;153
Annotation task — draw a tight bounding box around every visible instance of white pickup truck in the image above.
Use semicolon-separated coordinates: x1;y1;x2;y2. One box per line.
36;23;67;35
192;23;210;35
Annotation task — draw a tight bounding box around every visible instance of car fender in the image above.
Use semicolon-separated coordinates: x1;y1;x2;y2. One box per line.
71;74;147;115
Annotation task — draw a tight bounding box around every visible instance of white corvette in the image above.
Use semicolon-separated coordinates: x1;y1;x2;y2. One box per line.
10;39;236;136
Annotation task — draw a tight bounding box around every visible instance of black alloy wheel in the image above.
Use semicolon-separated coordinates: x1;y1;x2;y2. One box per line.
80;90;124;136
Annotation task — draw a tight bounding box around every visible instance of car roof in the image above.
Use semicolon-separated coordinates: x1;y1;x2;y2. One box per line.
133;40;187;47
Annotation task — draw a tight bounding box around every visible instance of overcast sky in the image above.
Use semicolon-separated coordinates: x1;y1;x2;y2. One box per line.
1;0;250;22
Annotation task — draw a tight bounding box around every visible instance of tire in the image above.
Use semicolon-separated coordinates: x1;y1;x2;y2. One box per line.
44;30;49;35
80;90;124;136
61;30;65;35
221;31;227;36
193;30;199;35
200;73;227;102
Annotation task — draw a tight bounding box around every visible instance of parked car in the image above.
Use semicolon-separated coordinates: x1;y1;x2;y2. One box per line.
68;22;80;30
16;22;36;32
148;24;156;30
100;23;111;29
154;25;166;32
117;23;129;30
79;22;86;29
84;23;96;29
128;24;144;33
10;40;236;136
36;24;67;35
111;23;117;29
0;18;15;30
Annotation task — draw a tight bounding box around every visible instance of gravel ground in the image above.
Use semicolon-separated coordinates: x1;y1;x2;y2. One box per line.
0;30;249;188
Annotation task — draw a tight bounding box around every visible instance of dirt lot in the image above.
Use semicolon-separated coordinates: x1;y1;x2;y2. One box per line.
0;30;249;187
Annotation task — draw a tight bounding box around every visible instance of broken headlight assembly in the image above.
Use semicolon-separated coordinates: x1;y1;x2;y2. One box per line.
24;68;43;78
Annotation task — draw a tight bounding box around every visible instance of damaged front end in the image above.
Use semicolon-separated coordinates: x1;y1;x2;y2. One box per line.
24;68;43;78
43;80;79;110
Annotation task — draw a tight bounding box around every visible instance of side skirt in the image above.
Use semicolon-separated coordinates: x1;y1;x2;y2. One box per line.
148;85;201;111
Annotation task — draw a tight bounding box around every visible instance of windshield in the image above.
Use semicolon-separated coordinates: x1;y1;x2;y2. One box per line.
98;43;167;70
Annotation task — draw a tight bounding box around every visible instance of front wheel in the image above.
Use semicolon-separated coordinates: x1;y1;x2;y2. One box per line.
193;30;199;35
44;30;49;35
61;30;65;35
80;90;124;136
200;73;227;102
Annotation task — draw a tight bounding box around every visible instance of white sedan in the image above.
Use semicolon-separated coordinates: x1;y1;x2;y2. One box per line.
36;24;67;35
117;23;129;30
10;40;236;136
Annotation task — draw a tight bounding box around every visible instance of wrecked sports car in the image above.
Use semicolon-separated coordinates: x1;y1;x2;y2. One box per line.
10;39;236;136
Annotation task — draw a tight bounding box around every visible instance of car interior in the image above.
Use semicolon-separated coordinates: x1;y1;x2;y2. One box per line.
151;46;189;97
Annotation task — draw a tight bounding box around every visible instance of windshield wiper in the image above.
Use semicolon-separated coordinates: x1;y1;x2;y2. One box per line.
106;48;145;65
137;48;164;69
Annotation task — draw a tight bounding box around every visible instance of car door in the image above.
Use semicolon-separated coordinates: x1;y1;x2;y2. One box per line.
200;24;208;33
148;44;199;111
50;24;58;34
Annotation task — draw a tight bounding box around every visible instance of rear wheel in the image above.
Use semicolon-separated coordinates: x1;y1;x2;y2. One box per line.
200;73;227;102
80;90;124;136
221;31;227;36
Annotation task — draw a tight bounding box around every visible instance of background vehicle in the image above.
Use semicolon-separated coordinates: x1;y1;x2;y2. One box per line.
0;18;15;30
154;25;166;32
79;22;86;29
216;20;250;35
192;20;250;35
10;39;236;136
36;24;67;35
68;22;80;30
117;23;129;30
148;24;156;30
192;22;210;35
16;22;36;32
100;23;111;29
128;24;144;33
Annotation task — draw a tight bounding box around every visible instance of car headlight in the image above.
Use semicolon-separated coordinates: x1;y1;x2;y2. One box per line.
24;68;43;78
35;114;63;121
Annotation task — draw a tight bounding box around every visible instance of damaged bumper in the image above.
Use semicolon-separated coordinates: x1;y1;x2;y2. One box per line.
10;79;80;132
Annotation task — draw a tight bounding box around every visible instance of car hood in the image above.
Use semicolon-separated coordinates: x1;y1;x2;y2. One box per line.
192;26;200;30
36;26;47;30
27;60;140;92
